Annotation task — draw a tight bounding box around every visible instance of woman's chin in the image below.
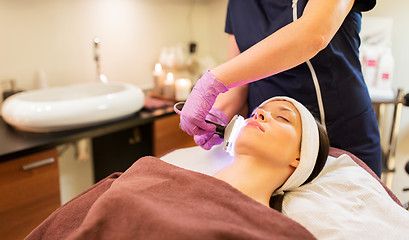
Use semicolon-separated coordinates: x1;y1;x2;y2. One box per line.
234;136;262;157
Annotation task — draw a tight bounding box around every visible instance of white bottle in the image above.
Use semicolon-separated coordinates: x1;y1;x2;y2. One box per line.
363;46;380;89
376;47;394;91
35;69;48;89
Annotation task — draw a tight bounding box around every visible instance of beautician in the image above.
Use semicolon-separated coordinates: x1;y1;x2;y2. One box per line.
178;0;382;176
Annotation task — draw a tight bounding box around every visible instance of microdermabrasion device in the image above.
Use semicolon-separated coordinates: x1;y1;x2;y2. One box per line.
174;102;245;156
222;114;245;156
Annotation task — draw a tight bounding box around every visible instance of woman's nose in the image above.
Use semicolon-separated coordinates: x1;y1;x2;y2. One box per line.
252;109;267;121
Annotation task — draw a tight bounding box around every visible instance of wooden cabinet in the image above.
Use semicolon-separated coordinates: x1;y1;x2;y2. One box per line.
153;114;196;157
90;114;197;183
0;149;60;240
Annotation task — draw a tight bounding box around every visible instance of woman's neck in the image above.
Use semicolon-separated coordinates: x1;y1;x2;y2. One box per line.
212;154;286;207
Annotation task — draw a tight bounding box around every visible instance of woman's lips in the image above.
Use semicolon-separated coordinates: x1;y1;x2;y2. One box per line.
245;121;265;132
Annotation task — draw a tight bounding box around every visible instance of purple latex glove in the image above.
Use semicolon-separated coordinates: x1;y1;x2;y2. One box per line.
174;105;228;150
178;70;228;136
194;107;228;150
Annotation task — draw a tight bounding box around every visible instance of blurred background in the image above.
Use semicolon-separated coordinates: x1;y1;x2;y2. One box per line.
0;0;408;207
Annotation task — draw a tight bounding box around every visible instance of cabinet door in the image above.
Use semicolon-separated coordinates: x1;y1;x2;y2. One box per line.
92;124;153;182
153;114;196;157
0;148;60;240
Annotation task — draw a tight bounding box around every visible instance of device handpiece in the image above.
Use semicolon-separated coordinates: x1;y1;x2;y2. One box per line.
205;120;225;137
174;102;245;155
174;102;227;137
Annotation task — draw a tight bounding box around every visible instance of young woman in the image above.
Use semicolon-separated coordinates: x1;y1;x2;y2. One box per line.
214;96;329;210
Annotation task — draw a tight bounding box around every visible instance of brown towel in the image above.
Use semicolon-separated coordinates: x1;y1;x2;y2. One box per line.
26;156;316;240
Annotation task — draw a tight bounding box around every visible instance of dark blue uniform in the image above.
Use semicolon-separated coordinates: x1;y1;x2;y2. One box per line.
225;0;382;176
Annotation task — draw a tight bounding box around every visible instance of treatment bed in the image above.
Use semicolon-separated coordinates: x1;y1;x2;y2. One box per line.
25;146;409;239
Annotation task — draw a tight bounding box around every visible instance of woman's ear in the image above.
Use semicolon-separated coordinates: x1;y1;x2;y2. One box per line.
290;158;300;168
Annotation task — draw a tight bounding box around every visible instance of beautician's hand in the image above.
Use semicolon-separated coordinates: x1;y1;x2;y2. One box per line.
194;107;228;150
178;70;228;136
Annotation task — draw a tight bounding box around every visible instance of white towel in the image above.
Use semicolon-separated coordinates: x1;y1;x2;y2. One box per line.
282;154;409;239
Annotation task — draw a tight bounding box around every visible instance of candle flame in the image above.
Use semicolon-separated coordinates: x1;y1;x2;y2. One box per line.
177;78;191;86
167;72;174;81
155;63;162;72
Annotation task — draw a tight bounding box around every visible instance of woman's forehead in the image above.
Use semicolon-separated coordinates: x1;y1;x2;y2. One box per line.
258;100;299;115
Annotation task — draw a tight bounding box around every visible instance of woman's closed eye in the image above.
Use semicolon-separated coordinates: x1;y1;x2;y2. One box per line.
277;115;290;122
250;111;290;122
271;113;291;123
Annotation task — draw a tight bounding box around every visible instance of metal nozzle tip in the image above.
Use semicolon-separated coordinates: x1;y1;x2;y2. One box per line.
93;37;100;44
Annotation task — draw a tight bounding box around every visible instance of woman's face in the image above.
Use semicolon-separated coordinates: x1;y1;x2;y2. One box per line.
234;100;302;168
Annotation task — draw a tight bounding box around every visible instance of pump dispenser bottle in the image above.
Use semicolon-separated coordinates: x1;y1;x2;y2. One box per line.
376;47;394;91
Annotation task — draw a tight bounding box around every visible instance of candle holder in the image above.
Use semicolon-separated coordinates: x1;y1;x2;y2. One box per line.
152;63;166;95
163;72;175;99
175;78;192;101
150;62;193;102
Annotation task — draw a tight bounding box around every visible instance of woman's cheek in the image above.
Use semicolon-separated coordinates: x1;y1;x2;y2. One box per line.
235;128;259;149
237;128;272;152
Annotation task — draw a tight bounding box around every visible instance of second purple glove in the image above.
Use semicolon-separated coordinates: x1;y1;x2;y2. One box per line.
194;107;228;150
178;70;228;136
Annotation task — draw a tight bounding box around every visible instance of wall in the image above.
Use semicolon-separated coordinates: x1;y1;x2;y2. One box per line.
206;0;229;63
363;0;409;203
0;0;213;93
57;140;95;204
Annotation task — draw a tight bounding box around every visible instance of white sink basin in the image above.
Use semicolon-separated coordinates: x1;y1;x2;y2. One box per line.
1;82;145;132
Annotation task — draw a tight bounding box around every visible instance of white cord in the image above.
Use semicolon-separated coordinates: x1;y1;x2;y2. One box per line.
306;61;327;130
292;0;327;131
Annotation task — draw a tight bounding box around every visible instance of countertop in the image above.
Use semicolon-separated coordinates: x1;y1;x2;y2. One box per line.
0;106;175;163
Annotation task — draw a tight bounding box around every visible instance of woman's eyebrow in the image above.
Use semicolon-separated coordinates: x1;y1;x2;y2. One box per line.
255;104;297;117
277;106;296;115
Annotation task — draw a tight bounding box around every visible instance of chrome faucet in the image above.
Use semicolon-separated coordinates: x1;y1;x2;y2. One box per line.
93;37;108;83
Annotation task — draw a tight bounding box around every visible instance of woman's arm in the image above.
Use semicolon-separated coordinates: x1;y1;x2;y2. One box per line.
211;0;355;88
213;34;249;120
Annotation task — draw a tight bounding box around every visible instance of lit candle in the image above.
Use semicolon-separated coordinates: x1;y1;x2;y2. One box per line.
163;72;175;99
175;78;192;101
152;63;165;95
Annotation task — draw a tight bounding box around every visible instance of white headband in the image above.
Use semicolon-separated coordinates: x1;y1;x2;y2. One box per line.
258;97;319;196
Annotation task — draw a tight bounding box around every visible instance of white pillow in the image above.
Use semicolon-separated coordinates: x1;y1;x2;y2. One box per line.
282;154;409;239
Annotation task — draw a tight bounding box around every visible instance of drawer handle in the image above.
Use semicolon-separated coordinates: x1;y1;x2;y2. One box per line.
22;157;55;171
